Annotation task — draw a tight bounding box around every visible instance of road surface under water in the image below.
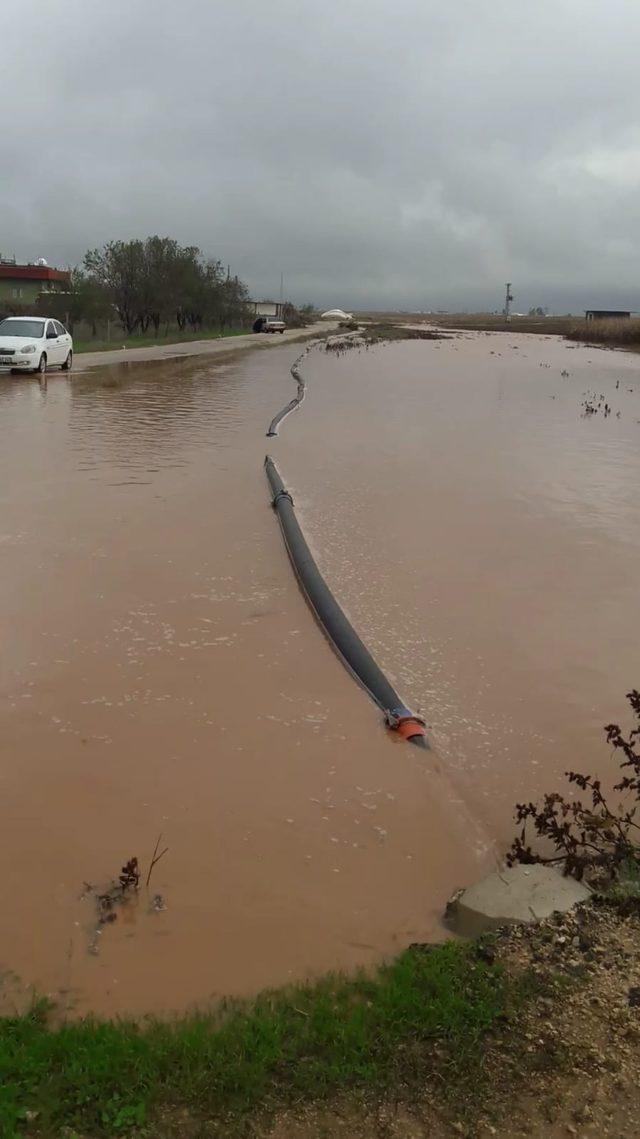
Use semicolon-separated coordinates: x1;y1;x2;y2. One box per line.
0;346;481;1018
1;332;638;1016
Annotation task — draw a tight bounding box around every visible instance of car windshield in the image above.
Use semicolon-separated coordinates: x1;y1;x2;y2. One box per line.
0;319;45;338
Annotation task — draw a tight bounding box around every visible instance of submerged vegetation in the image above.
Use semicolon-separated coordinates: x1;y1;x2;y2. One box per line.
325;322;451;350
363;322;450;343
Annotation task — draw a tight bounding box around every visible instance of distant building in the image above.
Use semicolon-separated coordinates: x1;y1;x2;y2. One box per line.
585;309;631;321
252;300;284;318
0;257;71;303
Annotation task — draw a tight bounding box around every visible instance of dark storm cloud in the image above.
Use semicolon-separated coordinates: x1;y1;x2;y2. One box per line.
4;0;640;311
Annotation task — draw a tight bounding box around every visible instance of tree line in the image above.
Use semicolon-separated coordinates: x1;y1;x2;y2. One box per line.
62;236;252;335
2;236;319;339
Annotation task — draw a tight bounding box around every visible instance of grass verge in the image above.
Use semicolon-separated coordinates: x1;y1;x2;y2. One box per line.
74;329;249;354
0;940;528;1138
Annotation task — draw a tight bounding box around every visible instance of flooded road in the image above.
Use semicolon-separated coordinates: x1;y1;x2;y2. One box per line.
0;348;480;1017
1;332;638;1016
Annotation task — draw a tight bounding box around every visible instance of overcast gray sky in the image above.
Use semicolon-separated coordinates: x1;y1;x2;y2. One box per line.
3;0;640;312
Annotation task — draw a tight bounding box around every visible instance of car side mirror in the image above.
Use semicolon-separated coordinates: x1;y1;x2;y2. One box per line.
46;329;57;339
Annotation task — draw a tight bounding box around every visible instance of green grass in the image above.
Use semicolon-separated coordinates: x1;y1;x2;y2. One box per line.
74;328;250;354
0;940;526;1137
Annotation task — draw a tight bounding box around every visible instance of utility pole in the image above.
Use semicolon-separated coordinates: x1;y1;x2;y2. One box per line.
504;282;514;322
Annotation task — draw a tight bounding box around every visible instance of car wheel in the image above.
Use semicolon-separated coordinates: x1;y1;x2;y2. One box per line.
36;354;47;374
279;329;284;334
61;350;73;371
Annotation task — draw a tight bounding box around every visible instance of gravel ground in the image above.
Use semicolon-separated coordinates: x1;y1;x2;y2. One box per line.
260;901;640;1139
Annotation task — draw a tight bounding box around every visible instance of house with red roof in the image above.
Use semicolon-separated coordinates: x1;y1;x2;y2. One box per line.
0;256;71;305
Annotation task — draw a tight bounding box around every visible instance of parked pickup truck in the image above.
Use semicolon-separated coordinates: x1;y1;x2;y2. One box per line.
253;316;286;334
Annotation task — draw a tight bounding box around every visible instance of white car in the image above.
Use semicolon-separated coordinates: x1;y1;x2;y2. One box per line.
261;318;286;334
0;315;73;374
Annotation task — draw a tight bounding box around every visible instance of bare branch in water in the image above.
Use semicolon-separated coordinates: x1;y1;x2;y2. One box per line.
146;833;170;887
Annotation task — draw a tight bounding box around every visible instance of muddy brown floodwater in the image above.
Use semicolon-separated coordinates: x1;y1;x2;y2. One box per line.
1;332;639;1017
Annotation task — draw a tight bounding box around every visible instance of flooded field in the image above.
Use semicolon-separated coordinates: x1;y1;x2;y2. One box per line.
1;332;639;1016
278;332;640;837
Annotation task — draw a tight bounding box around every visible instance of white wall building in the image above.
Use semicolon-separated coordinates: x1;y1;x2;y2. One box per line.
252;300;284;318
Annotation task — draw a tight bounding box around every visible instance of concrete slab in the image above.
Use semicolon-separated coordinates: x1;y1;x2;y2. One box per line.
445;863;591;937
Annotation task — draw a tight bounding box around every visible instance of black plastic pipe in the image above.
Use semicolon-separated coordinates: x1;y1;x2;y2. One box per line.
265;455;427;747
266;345;311;437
